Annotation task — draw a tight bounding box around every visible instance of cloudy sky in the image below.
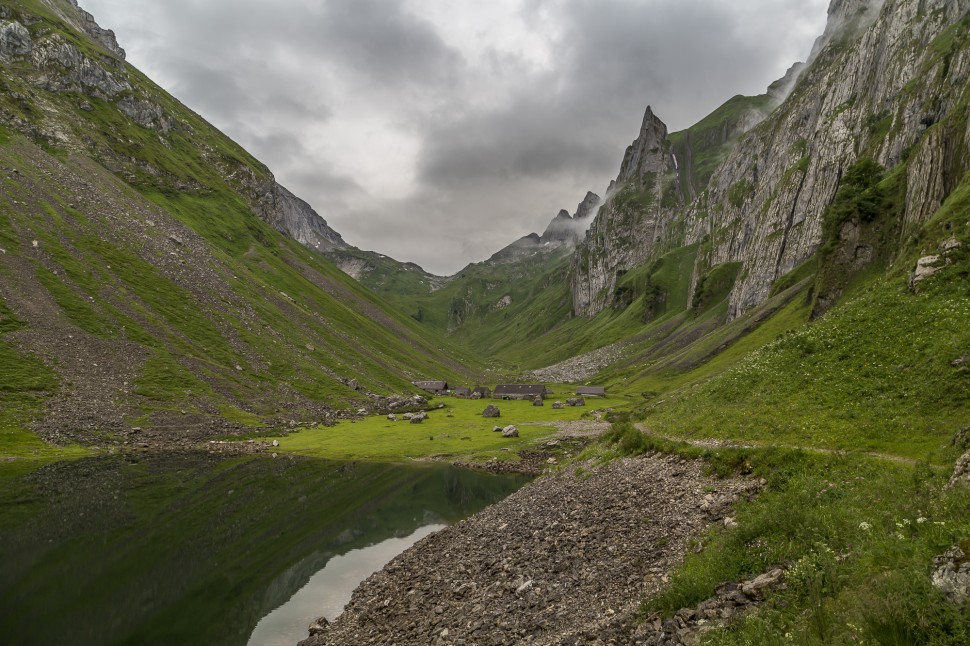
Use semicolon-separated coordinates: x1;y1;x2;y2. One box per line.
83;0;829;275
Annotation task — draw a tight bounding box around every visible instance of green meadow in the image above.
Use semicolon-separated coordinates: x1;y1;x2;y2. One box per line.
261;388;633;462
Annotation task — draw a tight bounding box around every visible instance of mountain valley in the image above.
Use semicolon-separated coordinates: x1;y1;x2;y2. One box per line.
2;0;970;643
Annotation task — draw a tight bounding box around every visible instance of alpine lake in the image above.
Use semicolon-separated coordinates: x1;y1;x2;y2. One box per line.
0;452;528;645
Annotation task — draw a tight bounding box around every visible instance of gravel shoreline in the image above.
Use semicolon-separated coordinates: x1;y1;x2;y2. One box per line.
300;453;761;645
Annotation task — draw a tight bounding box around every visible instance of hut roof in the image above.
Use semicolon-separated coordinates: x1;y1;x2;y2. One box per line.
494;384;546;396
576;386;606;396
413;380;448;391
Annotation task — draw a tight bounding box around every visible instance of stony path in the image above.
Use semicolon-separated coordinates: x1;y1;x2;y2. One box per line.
300;454;761;645
633;424;919;465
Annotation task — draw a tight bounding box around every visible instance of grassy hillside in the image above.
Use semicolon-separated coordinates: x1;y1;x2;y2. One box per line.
668;94;775;200
0;0;477;453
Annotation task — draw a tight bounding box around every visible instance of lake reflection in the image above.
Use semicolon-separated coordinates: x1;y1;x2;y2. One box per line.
0;453;527;646
248;524;445;646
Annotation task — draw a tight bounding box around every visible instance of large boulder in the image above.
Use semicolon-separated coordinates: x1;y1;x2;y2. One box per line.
566;397;586;407
552;401;565;409
387;413;397;421
932;542;970;604
948;451;970;488
482;404;501;418
501;425;519;438
308;616;330;637
533;396;544;406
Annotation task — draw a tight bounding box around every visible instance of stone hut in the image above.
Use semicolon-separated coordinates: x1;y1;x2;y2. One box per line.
494;384;547;401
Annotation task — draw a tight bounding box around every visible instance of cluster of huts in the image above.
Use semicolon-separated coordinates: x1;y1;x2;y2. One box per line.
411;381;605;400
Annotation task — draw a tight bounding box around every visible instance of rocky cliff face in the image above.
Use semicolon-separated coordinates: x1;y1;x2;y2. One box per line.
571;0;970;321
571;107;681;316
260;184;347;252
0;0;347;258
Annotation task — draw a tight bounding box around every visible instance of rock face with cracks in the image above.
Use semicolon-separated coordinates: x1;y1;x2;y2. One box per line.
571;0;970;321
300;454;761;645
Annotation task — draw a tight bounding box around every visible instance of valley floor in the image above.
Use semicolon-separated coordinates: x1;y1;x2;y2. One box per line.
299;452;760;645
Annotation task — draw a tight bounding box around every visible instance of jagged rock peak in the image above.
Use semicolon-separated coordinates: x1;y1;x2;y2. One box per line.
573;191;601;221
617;105;669;183
541;209;577;242
808;0;885;63
44;0;126;59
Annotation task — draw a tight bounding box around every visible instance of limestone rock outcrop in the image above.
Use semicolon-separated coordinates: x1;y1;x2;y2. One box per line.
570;0;970;321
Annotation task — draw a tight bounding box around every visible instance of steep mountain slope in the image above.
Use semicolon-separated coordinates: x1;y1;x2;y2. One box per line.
572;0;970;323
0;0;473;451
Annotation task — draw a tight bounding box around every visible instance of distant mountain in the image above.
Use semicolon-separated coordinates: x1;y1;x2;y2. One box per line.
329;0;970;377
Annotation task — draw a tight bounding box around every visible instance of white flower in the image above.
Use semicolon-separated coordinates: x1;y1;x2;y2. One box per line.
916;517;927;524
859;522;871;531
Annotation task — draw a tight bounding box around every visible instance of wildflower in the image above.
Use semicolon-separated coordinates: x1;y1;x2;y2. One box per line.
916;517;927;524
859;521;871;531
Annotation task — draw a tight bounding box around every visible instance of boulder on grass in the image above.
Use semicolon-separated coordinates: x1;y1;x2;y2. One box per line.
387;413;397;421
502;425;519;438
533;396;544;406
566;397;586;407
483;404;501;418
492;425;503;432
552;401;565;409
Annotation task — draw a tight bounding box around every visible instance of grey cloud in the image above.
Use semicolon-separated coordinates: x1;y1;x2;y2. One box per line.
310;0;464;94
82;0;829;274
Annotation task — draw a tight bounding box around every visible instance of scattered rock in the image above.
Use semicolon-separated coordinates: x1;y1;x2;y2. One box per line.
533;396;544;406
932;542;970;604
492;426;503;433
566;397;586;407
741;568;784;598
552;401;565;409
307;616;330;637
910;254;944;289
941;237;962;253
387;413;397;421
482;404;501;418
948;451;970;488
501;425;519;438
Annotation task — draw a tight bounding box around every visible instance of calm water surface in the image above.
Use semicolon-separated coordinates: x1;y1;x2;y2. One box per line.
248;524;445;646
0;452;527;645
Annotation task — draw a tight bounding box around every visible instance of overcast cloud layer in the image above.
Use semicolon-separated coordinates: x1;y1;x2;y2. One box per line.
82;0;829;275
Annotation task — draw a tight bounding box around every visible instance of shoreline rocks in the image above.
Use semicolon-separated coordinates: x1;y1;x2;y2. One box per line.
300;453;761;645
